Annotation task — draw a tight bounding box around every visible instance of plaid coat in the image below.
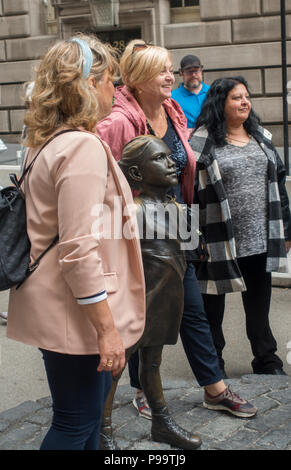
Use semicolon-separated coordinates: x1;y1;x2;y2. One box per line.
191;125;291;295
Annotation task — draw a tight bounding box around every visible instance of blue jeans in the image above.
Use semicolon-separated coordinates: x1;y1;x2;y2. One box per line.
40;349;112;450
128;263;222;388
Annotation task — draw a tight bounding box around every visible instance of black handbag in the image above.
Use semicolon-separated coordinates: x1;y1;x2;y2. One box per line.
0;129;78;291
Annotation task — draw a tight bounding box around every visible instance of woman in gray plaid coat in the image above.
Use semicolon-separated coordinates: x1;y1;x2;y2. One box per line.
191;76;291;376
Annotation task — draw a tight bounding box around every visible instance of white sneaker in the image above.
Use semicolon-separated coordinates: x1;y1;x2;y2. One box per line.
132;391;152;420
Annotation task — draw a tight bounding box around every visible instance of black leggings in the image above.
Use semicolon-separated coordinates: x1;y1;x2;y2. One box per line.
203;253;283;373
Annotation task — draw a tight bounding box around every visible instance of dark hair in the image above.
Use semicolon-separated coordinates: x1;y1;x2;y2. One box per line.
195;76;261;146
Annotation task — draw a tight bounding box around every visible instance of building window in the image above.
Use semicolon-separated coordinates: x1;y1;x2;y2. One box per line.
170;1;199;7
47;0;57;35
170;0;200;23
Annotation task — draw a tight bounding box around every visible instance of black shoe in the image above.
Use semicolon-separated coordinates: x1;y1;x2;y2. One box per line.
151;408;202;450
255;368;287;376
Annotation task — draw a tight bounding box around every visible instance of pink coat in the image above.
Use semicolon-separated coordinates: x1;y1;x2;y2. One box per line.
97;86;196;205
7;130;146;354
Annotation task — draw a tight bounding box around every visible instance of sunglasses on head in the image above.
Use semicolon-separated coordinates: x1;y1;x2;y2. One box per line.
133;43;148;52
130;42;151;63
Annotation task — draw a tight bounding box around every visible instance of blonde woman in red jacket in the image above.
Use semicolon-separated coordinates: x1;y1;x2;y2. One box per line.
97;41;257;443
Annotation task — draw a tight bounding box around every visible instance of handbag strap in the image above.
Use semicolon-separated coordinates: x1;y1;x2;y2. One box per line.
27;234;60;273
14;129;81;289
18;129;80;187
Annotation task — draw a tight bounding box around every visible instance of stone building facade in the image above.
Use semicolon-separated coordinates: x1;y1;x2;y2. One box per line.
1;0;291;147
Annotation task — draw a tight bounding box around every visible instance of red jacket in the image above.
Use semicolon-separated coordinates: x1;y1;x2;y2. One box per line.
97;86;196;205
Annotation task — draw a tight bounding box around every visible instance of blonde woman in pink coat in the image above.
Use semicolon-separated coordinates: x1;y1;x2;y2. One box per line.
7;35;145;450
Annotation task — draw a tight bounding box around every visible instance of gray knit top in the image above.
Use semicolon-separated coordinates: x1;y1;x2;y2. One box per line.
215;137;268;258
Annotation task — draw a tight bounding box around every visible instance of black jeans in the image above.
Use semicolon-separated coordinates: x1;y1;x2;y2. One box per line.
128;263;223;388
39;349;112;450
203;253;283;373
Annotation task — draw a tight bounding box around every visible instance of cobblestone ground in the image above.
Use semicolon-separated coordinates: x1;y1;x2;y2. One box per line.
0;374;290;451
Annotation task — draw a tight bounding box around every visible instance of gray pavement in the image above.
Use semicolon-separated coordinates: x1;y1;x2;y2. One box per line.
0;287;291;450
0;376;290;450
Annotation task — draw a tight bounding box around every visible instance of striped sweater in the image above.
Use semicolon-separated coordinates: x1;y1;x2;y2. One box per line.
190;125;291;295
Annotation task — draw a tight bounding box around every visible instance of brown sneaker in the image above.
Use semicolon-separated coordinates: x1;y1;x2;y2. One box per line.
203;386;258;418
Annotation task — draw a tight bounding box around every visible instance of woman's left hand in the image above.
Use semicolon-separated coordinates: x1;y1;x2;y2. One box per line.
97;326;125;377
81;300;126;376
286;241;291;253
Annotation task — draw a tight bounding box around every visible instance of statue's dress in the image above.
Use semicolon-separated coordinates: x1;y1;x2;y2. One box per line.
134;196;187;347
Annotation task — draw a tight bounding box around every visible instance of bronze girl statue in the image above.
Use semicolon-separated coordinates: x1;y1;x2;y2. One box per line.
100;135;201;450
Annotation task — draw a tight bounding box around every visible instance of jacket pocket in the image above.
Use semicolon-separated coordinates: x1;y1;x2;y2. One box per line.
104;272;119;293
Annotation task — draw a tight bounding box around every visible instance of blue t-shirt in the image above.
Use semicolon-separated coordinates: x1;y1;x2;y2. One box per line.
171;82;210;129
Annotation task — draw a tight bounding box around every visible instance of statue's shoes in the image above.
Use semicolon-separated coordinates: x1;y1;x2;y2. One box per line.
151;411;202;450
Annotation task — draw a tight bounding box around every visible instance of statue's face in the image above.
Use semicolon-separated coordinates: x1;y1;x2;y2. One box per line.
141;139;178;188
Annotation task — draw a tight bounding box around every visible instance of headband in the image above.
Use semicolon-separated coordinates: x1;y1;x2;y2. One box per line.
71;38;93;79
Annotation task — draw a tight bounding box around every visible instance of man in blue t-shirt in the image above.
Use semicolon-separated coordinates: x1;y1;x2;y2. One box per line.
172;55;210;135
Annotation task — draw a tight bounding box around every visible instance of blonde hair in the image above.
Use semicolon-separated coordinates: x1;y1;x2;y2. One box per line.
24;33;119;147
120;40;171;92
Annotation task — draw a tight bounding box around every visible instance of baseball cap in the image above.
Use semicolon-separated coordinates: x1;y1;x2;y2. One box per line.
180;55;202;71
